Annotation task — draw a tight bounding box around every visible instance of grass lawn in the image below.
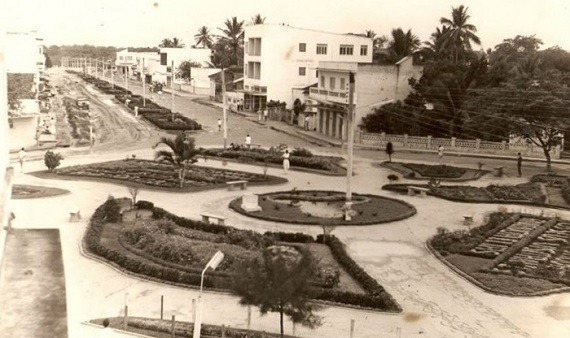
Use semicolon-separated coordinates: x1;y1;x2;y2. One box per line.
230;190;416;225
11;184;70;199
32;159;287;192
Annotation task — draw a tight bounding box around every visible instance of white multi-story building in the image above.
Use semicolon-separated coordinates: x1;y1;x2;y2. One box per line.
309;56;423;140
154;47;212;85
242;24;373;111
5;30;45;150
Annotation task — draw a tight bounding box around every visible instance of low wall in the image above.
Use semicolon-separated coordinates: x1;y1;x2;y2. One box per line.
357;131;561;160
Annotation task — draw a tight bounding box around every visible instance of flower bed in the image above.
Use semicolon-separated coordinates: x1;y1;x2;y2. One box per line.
35;159;287;191
230;190;416;225
84;198;401;312
382;161;487;181
11;184;70;199
199;148;346;175
402;163;467;178
427;212;570;296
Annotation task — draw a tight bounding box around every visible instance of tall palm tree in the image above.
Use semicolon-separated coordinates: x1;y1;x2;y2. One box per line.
159;38;173;48
387;28;420;62
251;14;265;25
194;26;213;48
365;30;376;39
218;17;245;67
422;26;451;59
153;133;198;188
440;5;481;62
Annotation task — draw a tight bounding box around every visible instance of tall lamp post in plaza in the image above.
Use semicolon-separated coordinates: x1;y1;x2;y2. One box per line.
171;60;175;121
344;72;356;220
193;250;225;338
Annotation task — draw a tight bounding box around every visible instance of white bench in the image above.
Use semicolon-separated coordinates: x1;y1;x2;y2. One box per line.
201;213;227;225
226;180;248;191
69;209;81;222
407;186;429;197
463;215;474;226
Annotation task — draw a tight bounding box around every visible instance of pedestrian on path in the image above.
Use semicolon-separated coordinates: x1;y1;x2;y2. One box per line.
304;115;310;130
437;145;444;165
517;152;523;177
217;118;222;132
263;108;268;122
282;149;290;174
18;148;26;173
257;109;262;121
245;134;252;148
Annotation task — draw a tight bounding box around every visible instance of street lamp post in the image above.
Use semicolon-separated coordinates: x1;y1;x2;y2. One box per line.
193;251;225;338
344;72;356;220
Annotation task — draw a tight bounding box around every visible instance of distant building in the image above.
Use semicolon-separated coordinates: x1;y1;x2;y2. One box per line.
5;30;44;150
153;47;212;86
309;56;423;140
242;24;373;112
208;67;244;107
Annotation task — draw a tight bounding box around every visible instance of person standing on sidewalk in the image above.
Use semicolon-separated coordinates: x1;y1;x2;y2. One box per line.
263;108;268;122
304;115;310;130
18;148;26;173
245;134;252;148
517;153;523;177
282;149;290;174
437;145;444;165
217;118;222;132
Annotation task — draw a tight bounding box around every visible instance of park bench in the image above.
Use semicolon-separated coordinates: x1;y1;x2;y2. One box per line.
69;209;81;222
226;180;248;191
407;186;429;197
463;215;474;226
494;166;504;177
201;213;227;225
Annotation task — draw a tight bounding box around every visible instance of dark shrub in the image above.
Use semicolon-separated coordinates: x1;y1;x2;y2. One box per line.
135;200;154;210
290;147;313;157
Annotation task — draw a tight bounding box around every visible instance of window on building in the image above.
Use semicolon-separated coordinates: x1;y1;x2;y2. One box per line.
126;56;133;61
248;38;262;56
160;53;167;65
316;44;327;55
299;43;306;52
329;77;336;90
320;76;325;87
316;70;319;78
119;56;124;60
248;62;261;79
339;45;354;55
360;45;368;56
340;77;346;90
299;67;306;76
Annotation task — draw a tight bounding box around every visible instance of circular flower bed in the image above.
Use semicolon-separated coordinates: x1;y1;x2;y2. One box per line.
230;190;416;225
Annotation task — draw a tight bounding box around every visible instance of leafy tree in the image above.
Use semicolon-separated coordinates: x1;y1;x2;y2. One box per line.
217;17;245;67
44;53;53;68
385;142;394;162
386;28;420;63
8;73;35;111
232;246;322;338
159;38;184;48
44;151;64;172
177;60;202;81
194;26;213;48
439;5;481;62
153;133;199;187
250;13;265;25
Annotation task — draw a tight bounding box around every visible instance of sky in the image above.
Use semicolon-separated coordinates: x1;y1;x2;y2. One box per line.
4;0;570;51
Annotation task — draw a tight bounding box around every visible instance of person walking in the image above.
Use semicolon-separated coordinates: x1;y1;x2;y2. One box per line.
517;152;523;177
245;134;252;148
263;108;268;122
437;145;444;165
18;148;26;173
304;115;310;130
217;118;222;132
282;149;290;174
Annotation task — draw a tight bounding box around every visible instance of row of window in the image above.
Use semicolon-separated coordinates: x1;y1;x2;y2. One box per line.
300;43;367;56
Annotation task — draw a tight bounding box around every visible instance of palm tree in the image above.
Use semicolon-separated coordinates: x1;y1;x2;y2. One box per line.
251;13;265;25
171;37;184;48
387;28;420;62
159;37;184;48
159;38;173;48
422;26;451;59
153;133;198;188
440;5;481;62
218;17;245;67
194;26;213;48
365;30;376;39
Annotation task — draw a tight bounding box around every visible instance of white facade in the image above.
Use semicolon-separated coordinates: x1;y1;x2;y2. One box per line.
309;56;423;140
243;24;373;111
154;47;212;85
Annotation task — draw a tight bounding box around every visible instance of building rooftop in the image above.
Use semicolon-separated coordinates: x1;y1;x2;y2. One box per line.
246;23;373;40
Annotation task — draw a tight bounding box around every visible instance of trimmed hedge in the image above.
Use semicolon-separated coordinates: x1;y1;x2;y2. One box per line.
85;200;401;312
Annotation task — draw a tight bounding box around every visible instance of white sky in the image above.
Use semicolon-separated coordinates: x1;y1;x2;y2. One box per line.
4;0;570;51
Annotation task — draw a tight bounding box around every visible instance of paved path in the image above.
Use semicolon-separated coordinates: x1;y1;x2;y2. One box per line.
8;149;570;338
0;229;68;338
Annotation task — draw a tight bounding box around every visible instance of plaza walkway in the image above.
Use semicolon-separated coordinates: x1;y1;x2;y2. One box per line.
7;148;570;338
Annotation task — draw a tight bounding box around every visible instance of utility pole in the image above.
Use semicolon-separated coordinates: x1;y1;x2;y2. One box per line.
142;58;146;107
171;60;175;121
344;72;355;220
125;64;128;91
221;68;228;149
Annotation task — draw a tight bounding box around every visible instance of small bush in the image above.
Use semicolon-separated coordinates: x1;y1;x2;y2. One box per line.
135;200;154;210
387;174;399;182
44;150;64;171
290;147;313;157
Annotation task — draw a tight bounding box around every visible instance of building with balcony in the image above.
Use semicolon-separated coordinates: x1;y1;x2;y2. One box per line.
242;24;373;112
309;56;422;140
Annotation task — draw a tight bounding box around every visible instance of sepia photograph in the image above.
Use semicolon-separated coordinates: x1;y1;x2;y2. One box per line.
1;0;570;337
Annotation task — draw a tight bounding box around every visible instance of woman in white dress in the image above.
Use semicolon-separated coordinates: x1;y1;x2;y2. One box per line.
282;149;290;174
